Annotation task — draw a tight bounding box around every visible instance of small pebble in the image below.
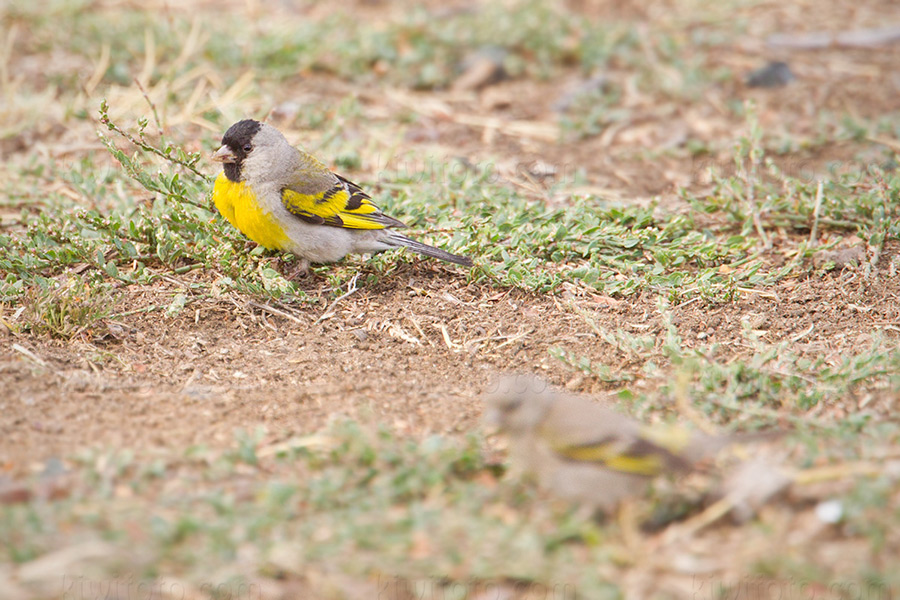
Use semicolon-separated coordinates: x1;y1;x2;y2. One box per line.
813;245;865;270
746;61;795;88
815;499;844;524
453;47;508;92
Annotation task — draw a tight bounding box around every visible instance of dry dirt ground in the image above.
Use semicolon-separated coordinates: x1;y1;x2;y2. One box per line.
4;254;899;474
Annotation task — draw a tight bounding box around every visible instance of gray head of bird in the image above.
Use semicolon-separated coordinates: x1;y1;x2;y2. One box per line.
483;374;555;434
211;120;294;183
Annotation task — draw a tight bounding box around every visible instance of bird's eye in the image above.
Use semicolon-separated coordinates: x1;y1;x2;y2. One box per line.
242;143;252;152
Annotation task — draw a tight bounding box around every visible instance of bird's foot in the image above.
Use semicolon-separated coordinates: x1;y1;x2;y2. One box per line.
279;257;310;280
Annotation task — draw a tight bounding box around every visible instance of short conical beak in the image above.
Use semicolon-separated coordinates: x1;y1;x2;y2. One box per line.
212;145;236;164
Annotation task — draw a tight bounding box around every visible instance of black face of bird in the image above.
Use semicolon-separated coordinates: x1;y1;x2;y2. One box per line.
212;119;263;182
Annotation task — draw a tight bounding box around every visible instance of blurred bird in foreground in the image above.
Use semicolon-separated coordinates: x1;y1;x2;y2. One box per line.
211;119;472;272
483;375;785;515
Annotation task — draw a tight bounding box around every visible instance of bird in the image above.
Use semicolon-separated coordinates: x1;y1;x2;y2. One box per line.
483;375;757;512
210;119;472;272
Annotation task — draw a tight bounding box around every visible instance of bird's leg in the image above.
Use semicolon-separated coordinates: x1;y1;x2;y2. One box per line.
279;257;310;280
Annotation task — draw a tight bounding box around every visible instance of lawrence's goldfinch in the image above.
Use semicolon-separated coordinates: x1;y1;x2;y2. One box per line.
483;375;745;511
211;120;472;270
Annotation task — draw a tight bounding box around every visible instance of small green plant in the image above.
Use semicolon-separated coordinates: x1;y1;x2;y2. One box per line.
558;85;629;140
23;275;114;338
549;346;633;382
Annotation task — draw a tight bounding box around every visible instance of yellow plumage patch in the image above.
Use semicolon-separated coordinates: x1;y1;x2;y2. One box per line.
282;186;387;230
212;173;290;250
555;442;664;476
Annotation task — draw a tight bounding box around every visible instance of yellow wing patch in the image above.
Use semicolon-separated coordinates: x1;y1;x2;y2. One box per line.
213;173;290;250
554;440;665;476
281;175;406;231
547;425;693;476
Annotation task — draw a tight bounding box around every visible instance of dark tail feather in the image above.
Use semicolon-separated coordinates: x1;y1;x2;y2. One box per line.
386;232;473;267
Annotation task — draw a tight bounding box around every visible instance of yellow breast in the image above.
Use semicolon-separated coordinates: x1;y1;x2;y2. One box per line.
212;173;291;251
